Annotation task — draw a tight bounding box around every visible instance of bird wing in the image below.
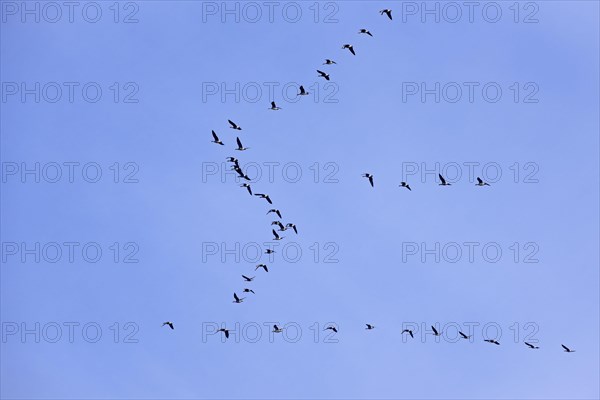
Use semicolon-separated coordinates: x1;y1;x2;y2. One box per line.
369;176;374;187
317;70;325;76
228;119;236;128
272;229;279;239
212;130;219;141
439;174;446;185
225;330;229;338
271;101;276;108
237;137;242;148
432;326;438;335
242;275;250;280
276;210;282;219
350;47;356;55
234;293;239;301
561;344;569;351
477;177;483;184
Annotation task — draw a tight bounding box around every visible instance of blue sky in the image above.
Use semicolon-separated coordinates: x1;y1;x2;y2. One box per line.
1;1;599;399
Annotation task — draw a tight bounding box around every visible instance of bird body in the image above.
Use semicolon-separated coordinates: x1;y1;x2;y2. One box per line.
228;119;242;130
476;177;491;186
317;70;330;80
400;181;411;191
359;29;373;37
342;44;356;55
438;174;451;186
362;173;374;187
380;9;392;20
269;101;282;110
235;137;249;151
211;130;224;145
162;322;174;330
255;193;272;204
298;85;309;96
267;209;282;219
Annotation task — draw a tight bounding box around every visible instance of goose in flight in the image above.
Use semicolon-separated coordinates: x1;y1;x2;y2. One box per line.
267;209;282;219
226;156;238;164
272;229;285;241
358;29;373;37
438;174;451;186
162;322;174;330
217;328;229;339
525;342;539;349
273;325;284;333
476;177;490;186
242;275;255;282
286;223;298;234
365;324;375;330
380;9;392;20
399;181;411;191
459;331;471;339
484;339;500;345
401;329;414;338
255;264;269;272
324;326;338;333
233;292;245;303
235;137;249;151
269;101;282;110
342;44;356;55
562;344;575;352
362;173;374;187
240;183;252;195
243;288;255;294
255;193;272;204
228;119;242;130
323;59;337;65
317;70;330;81
297;85;309;96
265;249;276;254
431;326;442;336
271;221;286;231
211;130;224;145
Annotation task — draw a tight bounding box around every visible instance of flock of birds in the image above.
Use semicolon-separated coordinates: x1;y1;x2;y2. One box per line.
167;6;577;354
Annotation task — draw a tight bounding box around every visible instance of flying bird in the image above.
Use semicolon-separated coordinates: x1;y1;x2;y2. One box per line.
243;288;255;294
358;28;373;37
317;70;330;81
269;101;282;110
476;177;490;186
273;325;283;333
211;130;224;145
365;324;375;330
484;339;500;345
235;137;249;151
402;329;414;338
271;221;286;231
267;209;282;219
233;292;245;303
255;264;269;272
242;275;255;282
399;181;411;191
162;322;174;330
255;193;272;204
362;173;374;187
217;328;229;339
265;249;276;254
525;342;539;349
324;326;338;333
380;9;392;20
431;326;442;336
297;85;309;96
228;119;242;130
272;229;284;241
286;223;298;234
438;174;451;186
226;156;238;164
342;44;356;55
562;344;575;352
240;183;252;195
459;331;471;339
323;59;337;65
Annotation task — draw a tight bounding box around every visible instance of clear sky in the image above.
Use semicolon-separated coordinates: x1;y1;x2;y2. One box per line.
1;1;599;399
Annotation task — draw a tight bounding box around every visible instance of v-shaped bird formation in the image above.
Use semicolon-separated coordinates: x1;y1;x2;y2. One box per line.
159;6;581;355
